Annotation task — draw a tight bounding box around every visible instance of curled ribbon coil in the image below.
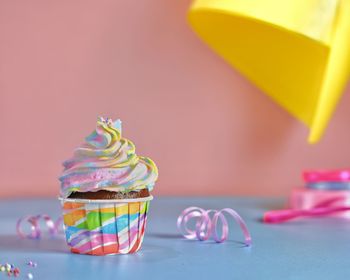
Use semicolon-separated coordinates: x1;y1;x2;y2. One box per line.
16;215;63;239
177;207;252;246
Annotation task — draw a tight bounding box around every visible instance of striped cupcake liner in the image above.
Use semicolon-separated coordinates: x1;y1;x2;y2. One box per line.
59;196;152;255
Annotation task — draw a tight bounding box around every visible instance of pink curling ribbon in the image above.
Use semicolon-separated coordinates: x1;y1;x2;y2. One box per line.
16;215;63;239
263;197;350;223
177;207;252;246
303;169;350;183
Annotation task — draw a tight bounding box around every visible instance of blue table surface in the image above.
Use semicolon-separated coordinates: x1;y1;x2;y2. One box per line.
1;197;350;280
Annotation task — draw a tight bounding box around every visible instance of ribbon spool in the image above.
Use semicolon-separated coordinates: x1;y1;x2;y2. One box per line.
303;169;350;190
303;169;350;183
188;0;350;143
177;207;252;245
264;196;350;223
16;215;63;239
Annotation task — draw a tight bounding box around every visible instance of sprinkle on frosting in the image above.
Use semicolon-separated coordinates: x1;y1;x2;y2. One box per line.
59;117;158;198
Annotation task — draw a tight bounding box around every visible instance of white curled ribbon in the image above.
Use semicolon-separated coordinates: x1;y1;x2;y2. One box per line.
16;215;63;239
177;207;252;246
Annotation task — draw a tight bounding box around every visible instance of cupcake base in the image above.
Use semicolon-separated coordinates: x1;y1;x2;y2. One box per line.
67;188;150;200
59;196;152;255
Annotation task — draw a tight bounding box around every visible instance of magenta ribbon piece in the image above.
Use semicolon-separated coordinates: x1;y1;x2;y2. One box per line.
177;207;252;246
16;215;63;239
263;197;350;223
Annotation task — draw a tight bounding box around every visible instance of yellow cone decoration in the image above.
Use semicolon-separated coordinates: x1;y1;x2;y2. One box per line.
188;0;350;143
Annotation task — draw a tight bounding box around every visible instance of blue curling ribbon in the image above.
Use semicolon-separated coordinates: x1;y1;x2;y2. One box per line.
307;182;350;191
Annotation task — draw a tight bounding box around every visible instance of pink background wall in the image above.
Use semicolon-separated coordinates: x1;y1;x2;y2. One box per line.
1;0;350;198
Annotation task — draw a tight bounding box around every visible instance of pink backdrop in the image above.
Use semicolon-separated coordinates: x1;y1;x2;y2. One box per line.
1;0;350;198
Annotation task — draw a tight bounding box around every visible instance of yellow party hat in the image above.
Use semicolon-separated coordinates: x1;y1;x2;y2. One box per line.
188;0;350;143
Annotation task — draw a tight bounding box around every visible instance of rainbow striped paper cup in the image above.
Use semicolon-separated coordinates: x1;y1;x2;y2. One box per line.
58;196;152;255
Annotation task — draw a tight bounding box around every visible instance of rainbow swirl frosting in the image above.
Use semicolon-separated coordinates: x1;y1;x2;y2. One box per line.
59;117;158;198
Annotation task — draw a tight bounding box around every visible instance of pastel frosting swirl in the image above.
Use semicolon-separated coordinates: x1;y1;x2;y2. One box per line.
59;117;158;198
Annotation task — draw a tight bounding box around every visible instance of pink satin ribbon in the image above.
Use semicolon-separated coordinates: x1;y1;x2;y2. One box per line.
16;215;63;239
177;207;252;246
264;197;350;223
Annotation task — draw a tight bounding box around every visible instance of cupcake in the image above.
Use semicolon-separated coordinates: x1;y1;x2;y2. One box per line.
59;117;158;255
